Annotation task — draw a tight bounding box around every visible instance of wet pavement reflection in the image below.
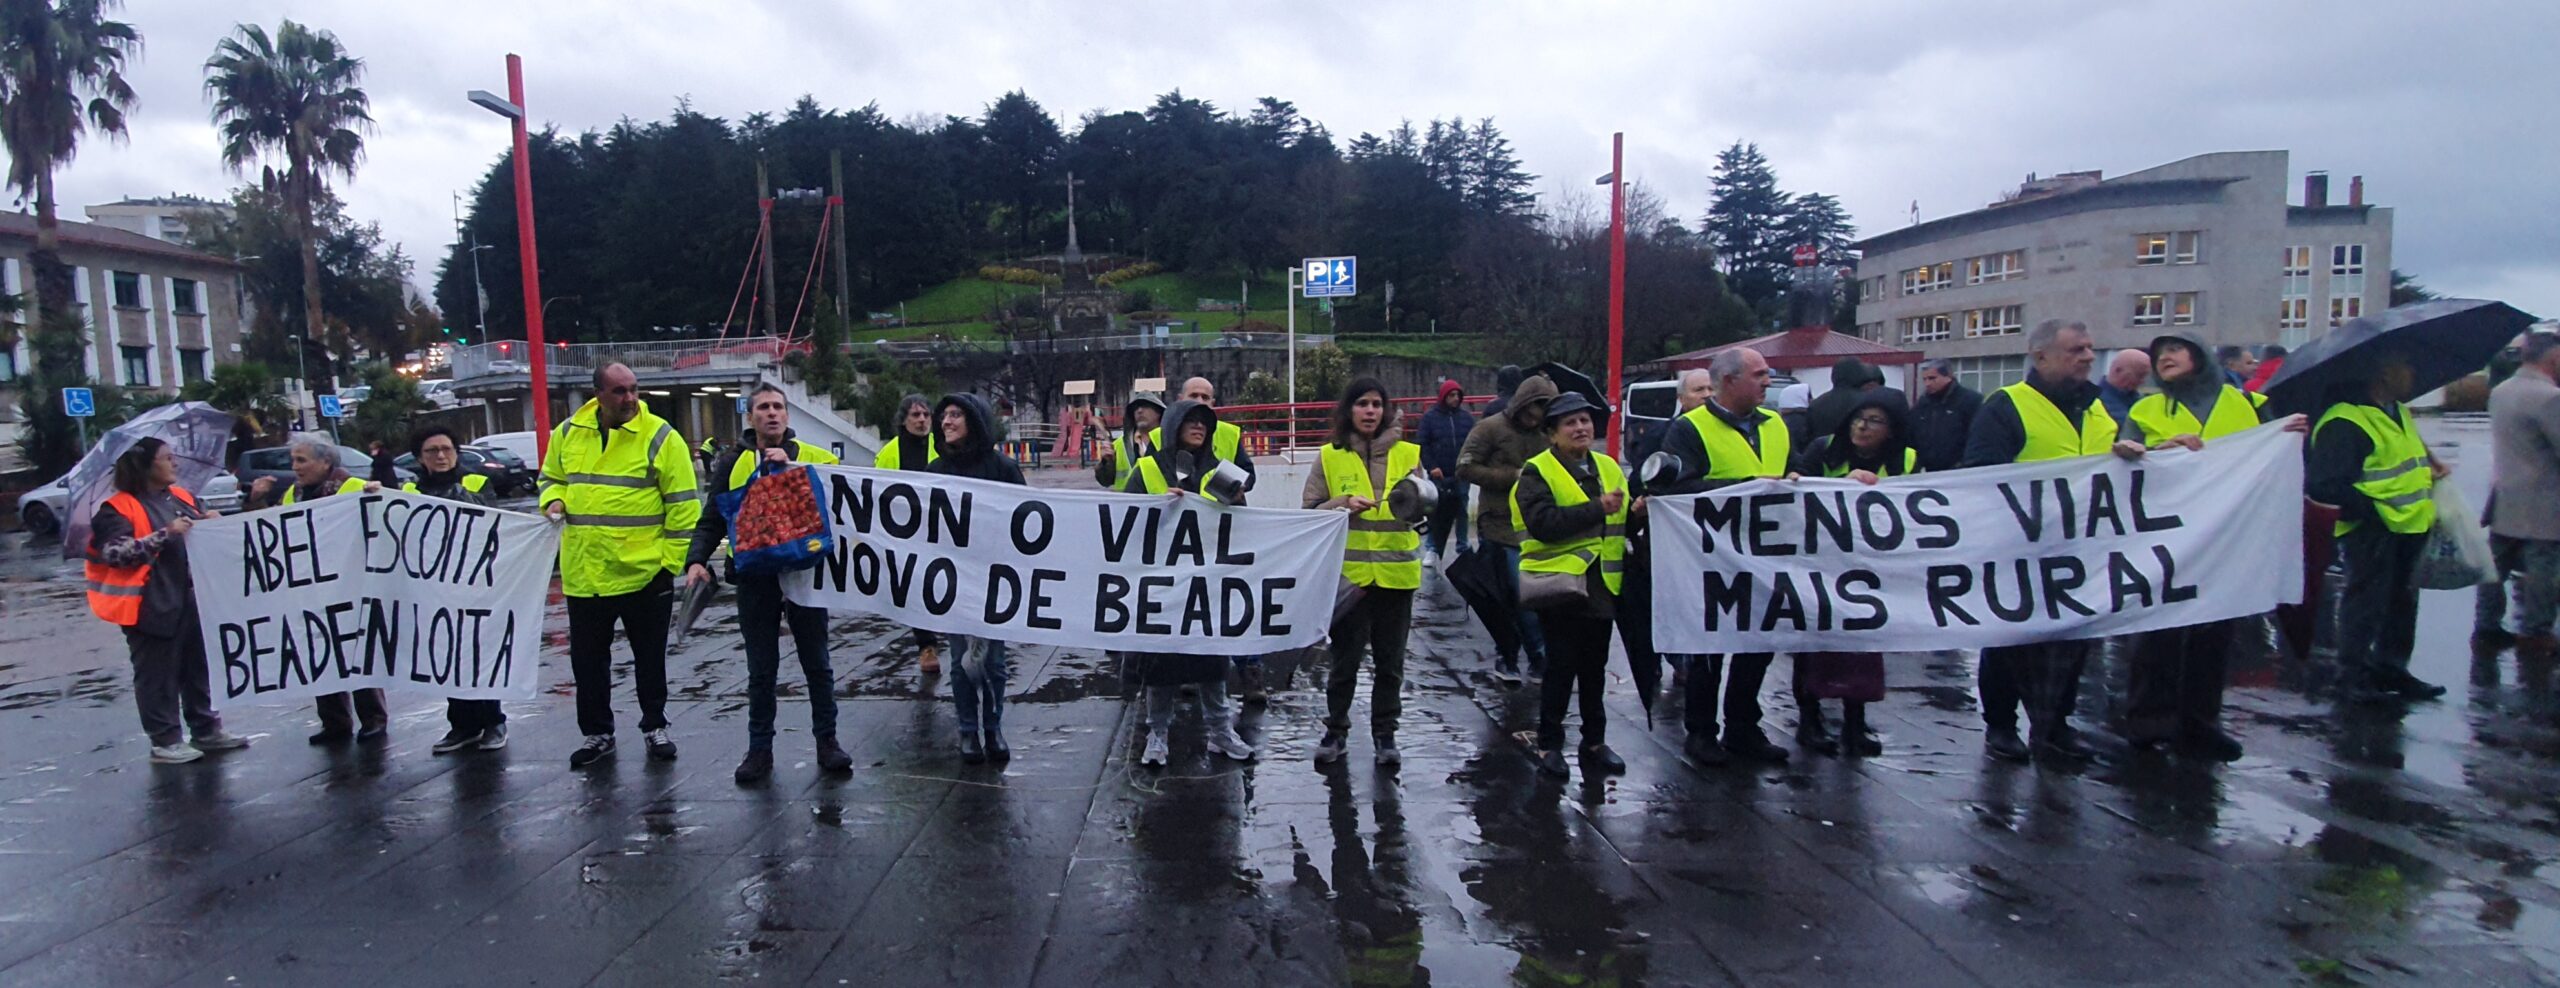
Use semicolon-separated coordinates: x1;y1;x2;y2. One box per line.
0;419;2554;985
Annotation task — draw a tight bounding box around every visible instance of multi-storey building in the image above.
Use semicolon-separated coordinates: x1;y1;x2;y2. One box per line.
0;213;247;455
1850;151;2392;394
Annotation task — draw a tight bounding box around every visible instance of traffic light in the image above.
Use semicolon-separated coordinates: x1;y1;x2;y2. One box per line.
440;326;452;336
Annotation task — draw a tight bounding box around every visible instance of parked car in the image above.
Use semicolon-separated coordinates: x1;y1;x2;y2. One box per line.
235;444;414;494
472;431;542;471
336;385;370;408
392;445;532;496
17;470;243;536
420;379;463;409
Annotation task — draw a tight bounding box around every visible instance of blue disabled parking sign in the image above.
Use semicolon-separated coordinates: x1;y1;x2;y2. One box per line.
1302;256;1356;298
61;387;94;417
317;394;344;419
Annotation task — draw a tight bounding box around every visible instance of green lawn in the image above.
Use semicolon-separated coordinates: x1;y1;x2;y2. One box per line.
1335;334;1497;366
882;278;1042;325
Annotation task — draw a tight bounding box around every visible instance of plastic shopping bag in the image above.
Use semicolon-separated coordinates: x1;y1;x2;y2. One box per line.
716;462;835;577
2414;480;2495;590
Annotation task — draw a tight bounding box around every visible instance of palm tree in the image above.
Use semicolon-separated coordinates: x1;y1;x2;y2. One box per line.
203;20;368;386
0;0;140;342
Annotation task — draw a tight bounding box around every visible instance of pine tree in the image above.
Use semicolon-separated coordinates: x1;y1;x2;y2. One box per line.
1782;192;1856;265
1461;118;1537;218
1701;141;1792;309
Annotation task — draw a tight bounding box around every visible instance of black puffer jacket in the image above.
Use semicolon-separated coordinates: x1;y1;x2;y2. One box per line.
1124;399;1241;504
1798;390;1920;478
926;393;1026;486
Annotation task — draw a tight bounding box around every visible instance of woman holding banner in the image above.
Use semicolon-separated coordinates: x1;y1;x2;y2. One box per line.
926;393;1027;763
248;435;386;745
404;427;510;755
1303;379;1429;767
2121;332;2299;760
875;393;944;677
1123;399;1257;767
86;438;249;764
1789;393;1919;757
1513;393;1636;781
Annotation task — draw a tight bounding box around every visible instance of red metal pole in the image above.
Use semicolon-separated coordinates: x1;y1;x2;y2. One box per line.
508;54;554;458
1605;132;1626;458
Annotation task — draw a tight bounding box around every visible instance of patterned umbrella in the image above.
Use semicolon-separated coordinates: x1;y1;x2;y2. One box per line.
58;402;236;560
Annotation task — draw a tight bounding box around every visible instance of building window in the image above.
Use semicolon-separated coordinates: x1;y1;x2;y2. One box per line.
1965;250;2026;285
1902;262;1954;295
2132;294;2167;326
0;347;17;382
178;348;206;382
171;278;203;315
1963;304;2024;338
1856;321;1884;342
2136;234;2169;265
1953;355;2028;394
111;271;143;308
120;345;149;384
2331;295;2365;327
1899;313;1952;343
2170;292;2200;326
2281;246;2312;296
2280;297;2310;332
1859;276;1884;303
2172;231;2202;264
2331;243;2367;299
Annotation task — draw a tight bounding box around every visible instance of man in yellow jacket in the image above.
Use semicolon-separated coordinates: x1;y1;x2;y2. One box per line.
542;362;702;769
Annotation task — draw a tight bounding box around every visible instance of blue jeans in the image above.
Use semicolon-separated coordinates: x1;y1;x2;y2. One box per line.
1426;485;1470;556
737;574;836;751
947;634;1009;737
1498;544;1548;664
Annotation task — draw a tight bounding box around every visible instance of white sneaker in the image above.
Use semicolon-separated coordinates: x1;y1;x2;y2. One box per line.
1209;730;1257;762
191;731;249;751
1141;731;1169;767
150;743;203;764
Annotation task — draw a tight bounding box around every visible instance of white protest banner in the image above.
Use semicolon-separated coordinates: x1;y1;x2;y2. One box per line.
783;465;1348;654
189;491;557;708
1651;424;2305;653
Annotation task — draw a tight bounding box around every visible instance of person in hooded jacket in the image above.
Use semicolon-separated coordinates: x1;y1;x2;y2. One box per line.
1789;392;1919;757
1305;379;1430;767
1479;365;1526;422
1124;399;1257;766
1458;373;1560;682
1803;357;1904;442
2119;332;2301;759
1092;391;1166;490
925;393;1026;762
406;427;510;755
1417;379;1473;558
875;393;945;676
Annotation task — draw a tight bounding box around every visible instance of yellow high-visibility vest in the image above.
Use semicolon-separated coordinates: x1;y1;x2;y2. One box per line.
2127;386;2266;445
1679;403;1791;479
2000;380;2116;461
1510;449;1627;596
537;399;702;597
2315;401;2436;536
1319;441;1423;590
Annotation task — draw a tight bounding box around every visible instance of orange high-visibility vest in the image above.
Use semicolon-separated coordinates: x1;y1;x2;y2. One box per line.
84;486;197;626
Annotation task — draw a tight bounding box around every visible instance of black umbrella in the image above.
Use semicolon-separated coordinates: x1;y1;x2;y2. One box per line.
1444;544;1521;659
1527;362;1610;442
2262;299;2539;418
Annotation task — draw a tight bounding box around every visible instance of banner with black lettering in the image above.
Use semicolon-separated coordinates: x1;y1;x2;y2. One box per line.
189;491;556;707
1651;424;2305;653
784;465;1348;654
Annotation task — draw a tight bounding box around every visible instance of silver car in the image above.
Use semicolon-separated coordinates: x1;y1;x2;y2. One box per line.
17;470;243;536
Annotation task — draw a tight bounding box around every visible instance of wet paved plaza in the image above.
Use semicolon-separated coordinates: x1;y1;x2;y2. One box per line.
0;419;2554;986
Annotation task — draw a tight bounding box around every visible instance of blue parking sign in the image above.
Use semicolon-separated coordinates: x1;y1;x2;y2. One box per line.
61;387;94;417
318;394;344;419
1302;256;1356;298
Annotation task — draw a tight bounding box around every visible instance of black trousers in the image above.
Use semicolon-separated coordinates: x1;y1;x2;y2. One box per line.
2338;527;2424;687
444;699;505;733
126;624;221;747
1682;652;1774;742
2124;619;2234;742
1326;587;1414;739
736;572;837;749
568;571;675;736
1536;609;1614;751
1979;640;2090;738
315;689;387;734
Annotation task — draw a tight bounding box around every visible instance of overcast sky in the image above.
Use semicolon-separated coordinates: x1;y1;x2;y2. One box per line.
50;0;2560;319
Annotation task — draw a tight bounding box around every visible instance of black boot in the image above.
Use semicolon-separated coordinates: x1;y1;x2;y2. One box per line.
958;731;986;764
1580;744;1626;775
1843;703;1881;757
1985;725;2030;763
1795;699;1839;757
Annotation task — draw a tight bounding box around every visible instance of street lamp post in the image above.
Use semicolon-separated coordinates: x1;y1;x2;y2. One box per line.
469;54;552;457
1594;132;1627;457
287;332;310;432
